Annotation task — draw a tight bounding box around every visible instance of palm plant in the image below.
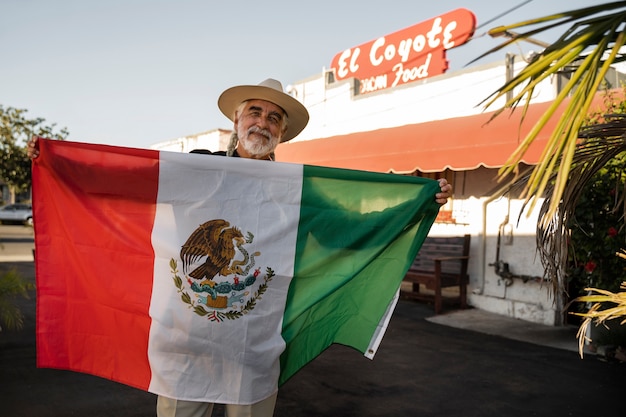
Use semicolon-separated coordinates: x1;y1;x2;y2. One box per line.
477;2;626;346
475;1;626;220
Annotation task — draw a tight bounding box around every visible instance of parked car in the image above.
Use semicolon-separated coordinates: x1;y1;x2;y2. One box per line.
0;203;33;226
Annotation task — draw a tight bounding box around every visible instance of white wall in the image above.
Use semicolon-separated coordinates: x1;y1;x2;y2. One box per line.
424;169;558;325
151;129;232;153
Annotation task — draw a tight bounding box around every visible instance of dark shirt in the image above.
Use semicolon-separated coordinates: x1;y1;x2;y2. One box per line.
189;149;239;157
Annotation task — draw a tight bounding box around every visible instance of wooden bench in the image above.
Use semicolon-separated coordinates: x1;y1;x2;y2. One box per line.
400;234;471;314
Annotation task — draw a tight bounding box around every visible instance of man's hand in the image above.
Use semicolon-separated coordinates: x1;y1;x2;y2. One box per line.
436;178;452;205
27;136;41;159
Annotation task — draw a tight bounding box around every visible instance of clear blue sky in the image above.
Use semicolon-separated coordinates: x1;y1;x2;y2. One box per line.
0;0;601;149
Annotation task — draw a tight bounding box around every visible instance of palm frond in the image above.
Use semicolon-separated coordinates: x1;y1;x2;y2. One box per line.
478;3;626;221
571;282;626;357
475;2;626;64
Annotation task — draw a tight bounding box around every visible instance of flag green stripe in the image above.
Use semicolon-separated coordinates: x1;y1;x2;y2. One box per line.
279;165;440;385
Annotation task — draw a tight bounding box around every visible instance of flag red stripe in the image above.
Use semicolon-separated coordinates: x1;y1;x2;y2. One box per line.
34;139;159;390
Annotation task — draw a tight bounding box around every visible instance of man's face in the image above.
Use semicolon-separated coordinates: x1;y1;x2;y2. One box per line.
235;99;286;159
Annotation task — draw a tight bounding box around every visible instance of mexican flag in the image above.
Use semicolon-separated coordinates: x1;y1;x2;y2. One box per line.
33;139;440;405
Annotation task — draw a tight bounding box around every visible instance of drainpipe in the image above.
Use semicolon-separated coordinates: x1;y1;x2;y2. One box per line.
475;54;518;294
476;183;510;295
478;185;544;295
491;213;514;287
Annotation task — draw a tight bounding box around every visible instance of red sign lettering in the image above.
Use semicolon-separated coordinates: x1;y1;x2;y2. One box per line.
330;8;476;94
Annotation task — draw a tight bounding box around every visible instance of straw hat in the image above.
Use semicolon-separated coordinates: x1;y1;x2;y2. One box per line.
218;78;309;142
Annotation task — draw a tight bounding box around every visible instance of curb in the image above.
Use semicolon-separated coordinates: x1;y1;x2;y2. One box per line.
0;255;35;262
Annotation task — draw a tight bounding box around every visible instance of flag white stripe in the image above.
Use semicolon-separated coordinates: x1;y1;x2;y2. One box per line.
147;152;303;404
364;289;400;359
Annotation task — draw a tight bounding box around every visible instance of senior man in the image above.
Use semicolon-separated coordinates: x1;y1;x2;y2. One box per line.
187;78;451;205
27;78;452;417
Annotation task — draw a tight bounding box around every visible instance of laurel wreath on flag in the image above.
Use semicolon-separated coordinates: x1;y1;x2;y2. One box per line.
169;258;275;322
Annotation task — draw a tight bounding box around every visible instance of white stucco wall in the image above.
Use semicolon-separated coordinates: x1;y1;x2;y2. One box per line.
475;196;558;325
425;180;558;325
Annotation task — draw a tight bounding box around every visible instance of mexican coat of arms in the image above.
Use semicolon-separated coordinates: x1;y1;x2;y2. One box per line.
169;219;275;322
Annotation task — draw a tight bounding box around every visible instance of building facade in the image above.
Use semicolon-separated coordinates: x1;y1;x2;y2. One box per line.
152;29;626;327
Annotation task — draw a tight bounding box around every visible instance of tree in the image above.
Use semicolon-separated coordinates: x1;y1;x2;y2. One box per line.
0;106;68;203
566;151;625;296
0;107;67;332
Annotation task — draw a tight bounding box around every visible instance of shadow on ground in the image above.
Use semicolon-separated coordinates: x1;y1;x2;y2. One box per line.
1;261;624;417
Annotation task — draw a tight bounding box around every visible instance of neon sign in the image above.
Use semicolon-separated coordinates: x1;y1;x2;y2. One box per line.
330;8;476;94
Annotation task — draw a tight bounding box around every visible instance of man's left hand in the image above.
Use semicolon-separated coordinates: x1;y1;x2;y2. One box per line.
436;178;452;205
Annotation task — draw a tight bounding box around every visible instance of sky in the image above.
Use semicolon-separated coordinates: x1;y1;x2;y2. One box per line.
0;0;603;149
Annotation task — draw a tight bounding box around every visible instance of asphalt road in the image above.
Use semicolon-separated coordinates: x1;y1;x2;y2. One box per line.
1;225;624;417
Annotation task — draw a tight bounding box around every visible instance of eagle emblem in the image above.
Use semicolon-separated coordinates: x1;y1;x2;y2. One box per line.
170;219;275;322
180;219;246;283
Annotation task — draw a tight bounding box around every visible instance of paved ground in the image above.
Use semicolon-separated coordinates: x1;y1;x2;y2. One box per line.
1;225;624;417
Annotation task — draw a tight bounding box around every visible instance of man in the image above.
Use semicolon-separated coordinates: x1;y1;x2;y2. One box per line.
185;78;451;204
28;78;452;417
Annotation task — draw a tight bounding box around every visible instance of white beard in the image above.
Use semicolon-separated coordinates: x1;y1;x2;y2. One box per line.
237;125;281;157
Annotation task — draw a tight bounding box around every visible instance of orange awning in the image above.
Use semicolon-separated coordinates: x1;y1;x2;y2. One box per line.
275;96;603;173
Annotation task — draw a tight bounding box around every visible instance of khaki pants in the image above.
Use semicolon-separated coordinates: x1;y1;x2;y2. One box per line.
156;392;277;417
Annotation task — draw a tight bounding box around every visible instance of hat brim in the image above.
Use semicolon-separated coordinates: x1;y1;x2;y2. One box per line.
218;85;309;142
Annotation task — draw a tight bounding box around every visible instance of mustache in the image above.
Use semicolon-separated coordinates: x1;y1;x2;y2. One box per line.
247;126;275;141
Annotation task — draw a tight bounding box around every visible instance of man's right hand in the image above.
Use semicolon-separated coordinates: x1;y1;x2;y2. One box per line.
28;136;41;159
